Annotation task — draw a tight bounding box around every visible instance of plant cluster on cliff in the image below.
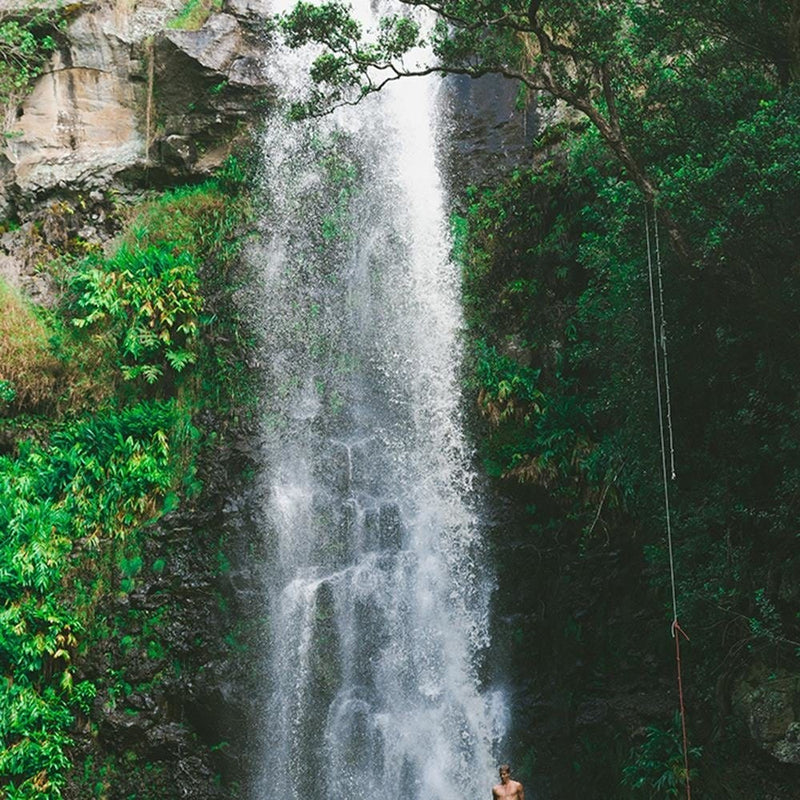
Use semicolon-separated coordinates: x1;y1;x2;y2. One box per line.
0;2;67;124
0;161;253;799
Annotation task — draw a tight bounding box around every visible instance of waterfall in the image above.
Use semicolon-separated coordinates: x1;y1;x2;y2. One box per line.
252;2;507;797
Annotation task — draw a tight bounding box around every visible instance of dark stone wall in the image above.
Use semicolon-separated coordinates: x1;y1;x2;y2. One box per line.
63;426;268;799
444;73;545;189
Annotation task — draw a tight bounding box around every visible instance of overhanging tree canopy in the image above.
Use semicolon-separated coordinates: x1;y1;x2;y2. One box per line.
277;0;799;264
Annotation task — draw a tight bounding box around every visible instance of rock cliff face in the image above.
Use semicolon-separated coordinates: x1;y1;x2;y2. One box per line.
445;73;560;189
0;0;273;317
1;0;272;217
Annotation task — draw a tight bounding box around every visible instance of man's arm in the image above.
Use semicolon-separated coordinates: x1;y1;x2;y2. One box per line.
516;781;525;800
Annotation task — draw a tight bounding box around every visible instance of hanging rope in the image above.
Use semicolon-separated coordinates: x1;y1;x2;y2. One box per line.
653;217;677;481
644;205;678;624
644;204;692;799
673;620;692;800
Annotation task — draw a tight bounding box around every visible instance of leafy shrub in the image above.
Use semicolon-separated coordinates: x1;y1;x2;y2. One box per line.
0;684;73;799
0;400;197;796
622;716;701;798
70;245;202;386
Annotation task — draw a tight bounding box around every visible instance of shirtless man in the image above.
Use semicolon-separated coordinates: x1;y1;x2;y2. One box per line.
492;764;524;800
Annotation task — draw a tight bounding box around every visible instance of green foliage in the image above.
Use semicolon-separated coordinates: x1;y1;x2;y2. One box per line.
0;684;73;799
166;0;223;31
452;7;800;794
279;1;423;117
0;5;64;117
317;142;358;243
123;175;251;289
0;379;16;403
622;716;701;798
458;159;645;524
0;399;196;796
71;681;97;716
70;245;202;385
55;176;253;406
0;161;254;797
279;0;800;273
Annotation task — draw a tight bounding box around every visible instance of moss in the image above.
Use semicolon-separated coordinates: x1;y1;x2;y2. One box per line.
165;0;223;32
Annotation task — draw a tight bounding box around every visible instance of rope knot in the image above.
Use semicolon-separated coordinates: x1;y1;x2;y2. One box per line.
672;619;690;640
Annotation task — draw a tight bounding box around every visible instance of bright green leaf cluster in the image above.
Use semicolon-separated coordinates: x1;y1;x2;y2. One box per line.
70;246;202;386
0;400;195;797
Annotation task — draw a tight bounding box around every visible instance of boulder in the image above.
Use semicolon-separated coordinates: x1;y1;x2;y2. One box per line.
733;664;800;764
164;13;269;85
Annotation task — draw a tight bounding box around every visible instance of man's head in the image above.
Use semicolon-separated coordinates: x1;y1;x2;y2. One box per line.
498;765;511;784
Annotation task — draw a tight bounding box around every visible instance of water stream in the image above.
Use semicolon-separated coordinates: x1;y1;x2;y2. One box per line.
253;3;507;797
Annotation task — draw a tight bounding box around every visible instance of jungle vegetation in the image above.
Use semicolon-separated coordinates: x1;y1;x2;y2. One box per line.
0;160;253;798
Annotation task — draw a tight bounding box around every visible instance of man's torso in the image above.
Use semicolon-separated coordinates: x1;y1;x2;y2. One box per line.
492;780;523;799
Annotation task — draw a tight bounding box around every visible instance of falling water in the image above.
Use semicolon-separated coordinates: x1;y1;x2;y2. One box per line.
253;2;507;797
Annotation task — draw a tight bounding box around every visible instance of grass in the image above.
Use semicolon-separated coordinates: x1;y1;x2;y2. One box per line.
0;279;62;413
165;0;223;31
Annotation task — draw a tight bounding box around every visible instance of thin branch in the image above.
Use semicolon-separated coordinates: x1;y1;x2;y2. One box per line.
400;0;531;33
584;457;628;540
300;60;549;118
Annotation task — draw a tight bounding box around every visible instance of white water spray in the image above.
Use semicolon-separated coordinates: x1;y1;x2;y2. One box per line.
253;2;507;797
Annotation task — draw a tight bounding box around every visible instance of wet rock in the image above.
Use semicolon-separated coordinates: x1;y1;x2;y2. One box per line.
151;17;274;179
444;73;574;188
733;665;800;764
378;502;403;550
99;706;152;748
163;134;197;168
0;222;56;304
144;721;194;758
445;73;536;187
0;188;121;300
575;699;610;727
